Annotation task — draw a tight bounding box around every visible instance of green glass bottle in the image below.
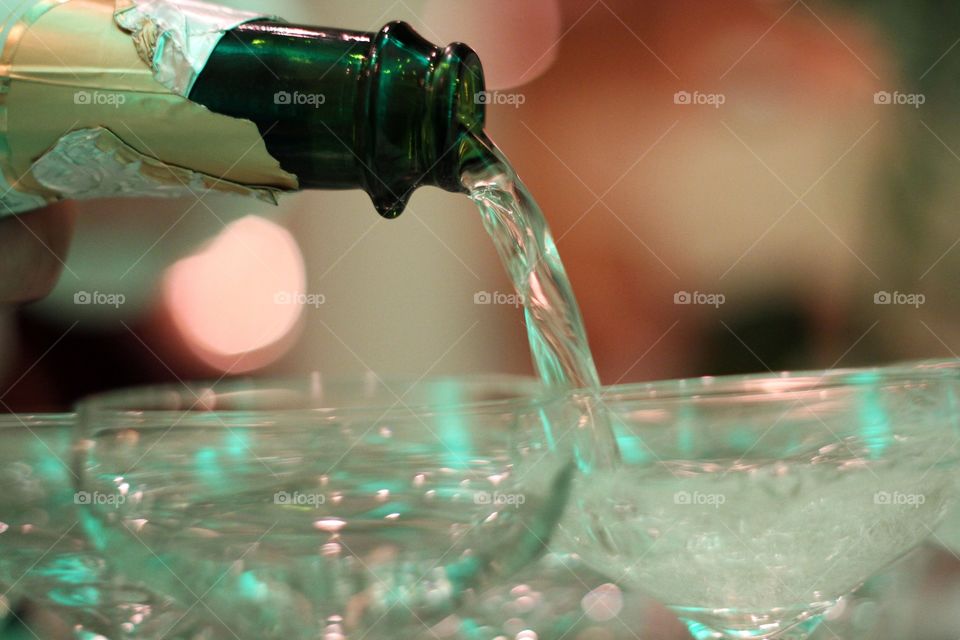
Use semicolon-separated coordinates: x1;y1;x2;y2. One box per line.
189;20;487;218
0;1;485;218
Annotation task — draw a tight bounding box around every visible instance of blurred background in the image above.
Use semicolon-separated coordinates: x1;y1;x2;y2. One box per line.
5;3;960;638
4;0;960;410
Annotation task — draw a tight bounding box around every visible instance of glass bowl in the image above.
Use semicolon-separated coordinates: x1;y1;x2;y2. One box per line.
560;368;960;639
75;374;578;639
0;413;163;639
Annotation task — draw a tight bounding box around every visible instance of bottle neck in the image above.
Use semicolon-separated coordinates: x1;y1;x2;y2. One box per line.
189;20;486;218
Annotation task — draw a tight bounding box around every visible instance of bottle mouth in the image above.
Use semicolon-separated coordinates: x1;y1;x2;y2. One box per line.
444;43;486;143
360;22;486;219
432;42;486;190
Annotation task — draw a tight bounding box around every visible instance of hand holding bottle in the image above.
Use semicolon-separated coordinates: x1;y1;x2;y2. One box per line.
0;204;74;303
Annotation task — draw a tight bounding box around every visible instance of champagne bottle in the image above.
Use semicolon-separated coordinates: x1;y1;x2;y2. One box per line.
0;0;486;218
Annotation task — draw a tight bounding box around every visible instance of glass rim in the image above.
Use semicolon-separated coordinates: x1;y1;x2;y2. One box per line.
879;357;960;373
77;373;563;426
581;359;960;403
0;413;76;429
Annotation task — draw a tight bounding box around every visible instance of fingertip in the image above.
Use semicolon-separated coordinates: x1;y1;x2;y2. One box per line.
0;202;77;304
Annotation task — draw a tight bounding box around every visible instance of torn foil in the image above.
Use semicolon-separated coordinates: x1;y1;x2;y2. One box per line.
0;180;51;216
0;0;64;216
32;127;281;205
113;0;268;96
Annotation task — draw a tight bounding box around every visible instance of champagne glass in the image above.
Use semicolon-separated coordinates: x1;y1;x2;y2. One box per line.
0;413;167;639
75;374;577;639
561;368;960;639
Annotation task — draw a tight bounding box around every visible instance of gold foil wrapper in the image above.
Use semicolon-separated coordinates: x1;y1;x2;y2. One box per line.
0;0;298;215
113;0;268;96
32;127;281;204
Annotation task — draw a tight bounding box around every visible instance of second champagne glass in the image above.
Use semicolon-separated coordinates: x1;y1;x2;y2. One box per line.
75;375;577;639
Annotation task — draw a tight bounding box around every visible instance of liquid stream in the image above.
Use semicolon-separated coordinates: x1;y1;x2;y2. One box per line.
461;132;618;469
459;134;959;640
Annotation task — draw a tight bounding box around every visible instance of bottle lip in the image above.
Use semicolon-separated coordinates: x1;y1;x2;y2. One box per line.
432;41;486;190
359;21;486;219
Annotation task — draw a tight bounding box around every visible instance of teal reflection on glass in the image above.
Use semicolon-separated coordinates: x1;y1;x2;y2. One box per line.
28;428;74;510
29;556;99;586
457;619;482;638
195;447;228;492
614;414;651;465
357;480;406;496
433;380;473;469
444;554;482;590
676;405;697;457
36;454;70;486
851;372;890;458
539;407;557;451
238;571;268;601
946;382;960;437
48;584;101;608
683;619;719;639
226;429;251;459
727;428;757;453
79;510;109;552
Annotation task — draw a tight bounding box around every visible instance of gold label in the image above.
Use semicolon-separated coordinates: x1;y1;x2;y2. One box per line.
0;0;298;215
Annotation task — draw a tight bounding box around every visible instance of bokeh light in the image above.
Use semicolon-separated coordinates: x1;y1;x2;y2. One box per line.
163;215;305;373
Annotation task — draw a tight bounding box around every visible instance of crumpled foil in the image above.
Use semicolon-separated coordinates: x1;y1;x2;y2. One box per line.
1;0;62;215
32;127;281;204
0;182;50;216
113;0;268;96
